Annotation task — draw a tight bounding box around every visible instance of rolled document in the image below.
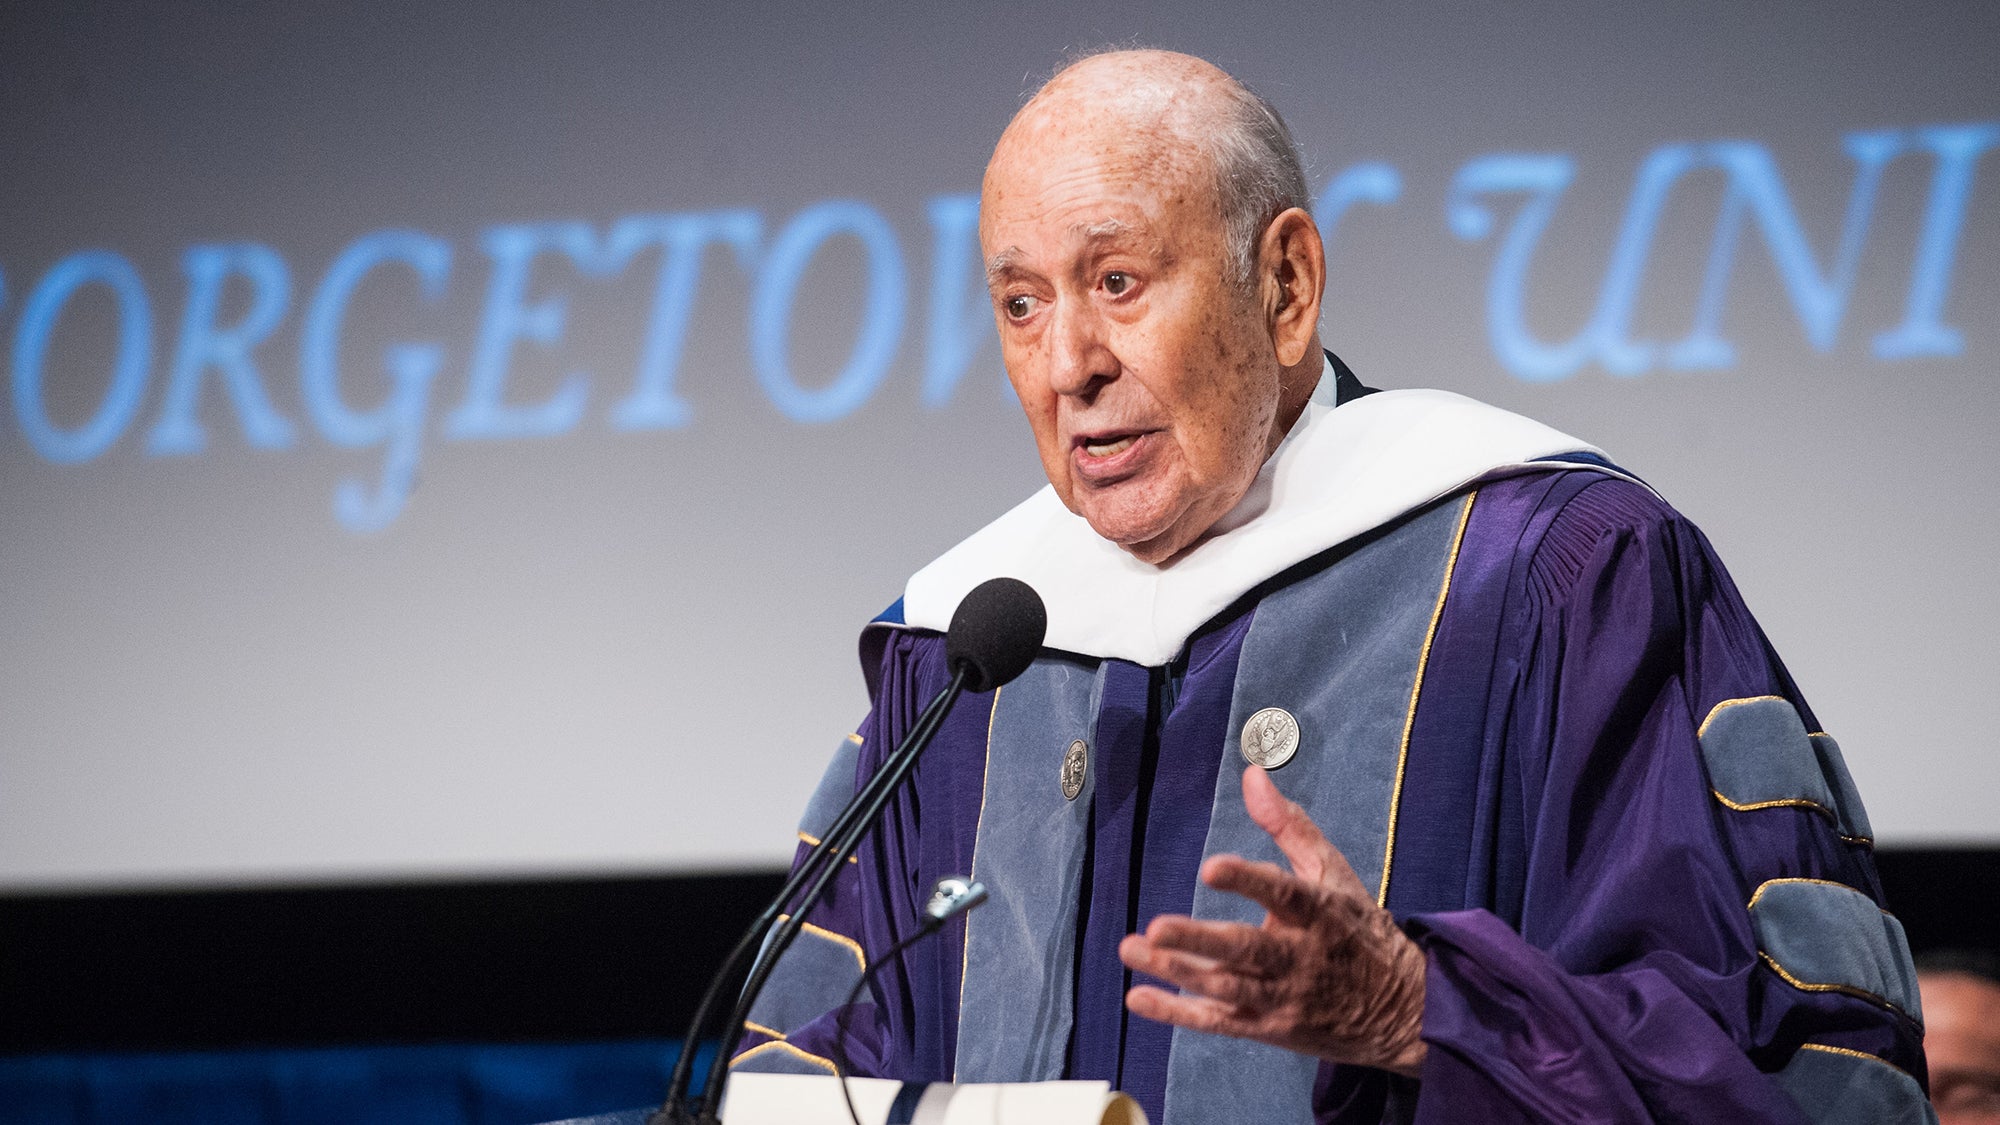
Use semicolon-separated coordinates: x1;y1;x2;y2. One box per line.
722;1073;1147;1125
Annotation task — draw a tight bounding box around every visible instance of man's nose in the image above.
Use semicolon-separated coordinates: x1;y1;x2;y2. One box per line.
1047;298;1117;398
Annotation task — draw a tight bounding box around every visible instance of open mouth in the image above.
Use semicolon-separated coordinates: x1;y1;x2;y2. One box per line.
1081;434;1139;458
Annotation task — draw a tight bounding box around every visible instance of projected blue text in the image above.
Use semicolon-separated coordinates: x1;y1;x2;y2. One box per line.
4;120;1992;530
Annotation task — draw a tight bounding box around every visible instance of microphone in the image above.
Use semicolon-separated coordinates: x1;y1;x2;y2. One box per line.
922;875;988;924
830;875;991;1125
656;578;1045;1125
945;576;1045;693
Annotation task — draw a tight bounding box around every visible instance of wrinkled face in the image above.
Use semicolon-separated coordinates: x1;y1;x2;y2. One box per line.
980;123;1285;564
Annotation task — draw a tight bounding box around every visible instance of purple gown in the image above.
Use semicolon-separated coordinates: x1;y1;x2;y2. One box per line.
735;470;1929;1124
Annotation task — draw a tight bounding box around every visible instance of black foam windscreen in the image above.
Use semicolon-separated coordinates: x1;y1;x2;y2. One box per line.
943;577;1047;693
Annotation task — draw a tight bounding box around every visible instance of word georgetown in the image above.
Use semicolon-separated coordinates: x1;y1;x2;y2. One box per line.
3;120;1991;531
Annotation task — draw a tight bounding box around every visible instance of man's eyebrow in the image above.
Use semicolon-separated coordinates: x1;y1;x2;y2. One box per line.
985;247;1029;289
1077;219;1134;243
1078;219;1167;262
984;222;1162;288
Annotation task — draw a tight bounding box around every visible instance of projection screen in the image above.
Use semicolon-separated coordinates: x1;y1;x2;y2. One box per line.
2;0;1994;890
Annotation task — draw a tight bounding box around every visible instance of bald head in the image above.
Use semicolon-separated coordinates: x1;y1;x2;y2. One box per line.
976;49;1327;563
1005;50;1225;154
989;50;1311;286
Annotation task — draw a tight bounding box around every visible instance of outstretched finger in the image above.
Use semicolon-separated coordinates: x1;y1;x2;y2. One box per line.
1241;767;1372;899
1125;983;1278;1042
1241;766;1340;885
1199;854;1337;929
1121;940;1281;1009
1134;915;1297;978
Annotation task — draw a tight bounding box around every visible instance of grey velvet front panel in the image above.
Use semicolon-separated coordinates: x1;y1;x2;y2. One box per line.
955;653;1108;1083
1163;497;1467;1125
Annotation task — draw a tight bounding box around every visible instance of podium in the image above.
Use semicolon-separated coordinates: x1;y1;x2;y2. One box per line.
541;1074;1146;1125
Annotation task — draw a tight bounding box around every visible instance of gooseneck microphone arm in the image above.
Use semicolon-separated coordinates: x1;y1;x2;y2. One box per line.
651;680;959;1124
829;876;989;1125
693;663;972;1122
651;578;1045;1125
650;677;964;1125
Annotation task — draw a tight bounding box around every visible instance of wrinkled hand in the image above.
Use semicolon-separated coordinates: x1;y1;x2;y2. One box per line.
1118;766;1428;1077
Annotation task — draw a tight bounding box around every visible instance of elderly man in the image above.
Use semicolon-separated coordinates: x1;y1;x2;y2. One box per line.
735;50;1929;1123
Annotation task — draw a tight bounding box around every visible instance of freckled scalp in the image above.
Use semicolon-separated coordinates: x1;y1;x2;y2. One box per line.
983;49;1310;287
986;53;1217;211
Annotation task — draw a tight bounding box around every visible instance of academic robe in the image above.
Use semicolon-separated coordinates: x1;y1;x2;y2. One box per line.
735;361;1932;1124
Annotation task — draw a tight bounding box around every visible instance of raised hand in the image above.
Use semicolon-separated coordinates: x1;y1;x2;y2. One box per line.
1117;765;1428;1077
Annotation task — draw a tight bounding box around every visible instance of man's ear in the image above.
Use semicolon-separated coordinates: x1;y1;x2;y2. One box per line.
1259;208;1326;368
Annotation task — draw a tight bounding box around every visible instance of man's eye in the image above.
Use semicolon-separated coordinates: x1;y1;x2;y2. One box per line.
1004;295;1034;319
1103;271;1132;296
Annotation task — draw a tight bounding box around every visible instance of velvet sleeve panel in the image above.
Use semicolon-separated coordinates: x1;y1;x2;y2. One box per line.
1403;476;1925;1123
732;626;983;1083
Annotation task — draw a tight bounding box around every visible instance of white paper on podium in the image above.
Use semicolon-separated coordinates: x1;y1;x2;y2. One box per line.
722;1073;1148;1125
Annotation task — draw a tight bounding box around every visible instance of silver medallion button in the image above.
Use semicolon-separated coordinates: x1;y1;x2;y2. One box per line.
1060;739;1088;800
1240;707;1301;770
